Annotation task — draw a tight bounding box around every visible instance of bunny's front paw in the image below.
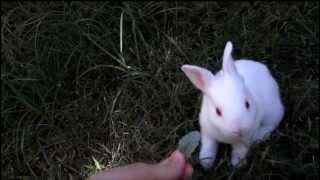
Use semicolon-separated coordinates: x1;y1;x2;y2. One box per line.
199;156;215;169
231;143;249;168
231;153;247;168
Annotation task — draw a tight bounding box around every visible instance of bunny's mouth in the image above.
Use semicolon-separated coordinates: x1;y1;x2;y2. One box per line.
232;130;243;137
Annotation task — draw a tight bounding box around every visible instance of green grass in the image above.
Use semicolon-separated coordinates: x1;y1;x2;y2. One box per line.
1;2;319;179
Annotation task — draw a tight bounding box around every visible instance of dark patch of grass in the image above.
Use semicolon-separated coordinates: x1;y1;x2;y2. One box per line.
1;2;319;179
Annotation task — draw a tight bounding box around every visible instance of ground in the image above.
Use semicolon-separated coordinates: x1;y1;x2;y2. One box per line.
1;2;319;179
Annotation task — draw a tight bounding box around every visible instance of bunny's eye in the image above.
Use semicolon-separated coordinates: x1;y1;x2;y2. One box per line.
216;107;222;116
245;101;250;109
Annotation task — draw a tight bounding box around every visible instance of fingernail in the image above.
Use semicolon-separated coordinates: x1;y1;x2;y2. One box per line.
169;150;184;164
159;151;176;165
159;158;170;165
159;150;184;166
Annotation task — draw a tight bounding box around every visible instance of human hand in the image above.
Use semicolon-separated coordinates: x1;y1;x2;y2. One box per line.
89;150;193;180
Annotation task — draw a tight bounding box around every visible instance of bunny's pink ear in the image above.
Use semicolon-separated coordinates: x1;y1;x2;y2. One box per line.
181;65;214;92
222;41;237;74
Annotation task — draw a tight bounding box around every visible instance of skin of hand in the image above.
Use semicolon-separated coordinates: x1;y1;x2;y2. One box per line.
89;150;193;180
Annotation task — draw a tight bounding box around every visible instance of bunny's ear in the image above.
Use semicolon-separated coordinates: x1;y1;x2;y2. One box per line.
222;41;237;74
181;65;214;92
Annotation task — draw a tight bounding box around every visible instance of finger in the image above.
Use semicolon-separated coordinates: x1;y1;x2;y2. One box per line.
182;163;193;180
89;163;151;180
152;150;187;180
90;150;189;180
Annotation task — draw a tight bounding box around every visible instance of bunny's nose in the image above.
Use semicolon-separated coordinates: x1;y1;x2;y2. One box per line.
232;130;242;137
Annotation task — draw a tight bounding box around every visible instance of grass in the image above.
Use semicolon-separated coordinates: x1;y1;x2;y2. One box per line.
1;1;319;179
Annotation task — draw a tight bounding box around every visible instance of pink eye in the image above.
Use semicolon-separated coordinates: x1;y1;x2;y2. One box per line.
245;100;250;109
216;107;222;116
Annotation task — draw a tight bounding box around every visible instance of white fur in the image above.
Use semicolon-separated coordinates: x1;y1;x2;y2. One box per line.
181;41;284;169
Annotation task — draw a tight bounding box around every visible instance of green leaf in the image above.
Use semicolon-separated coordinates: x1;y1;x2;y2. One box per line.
178;131;201;159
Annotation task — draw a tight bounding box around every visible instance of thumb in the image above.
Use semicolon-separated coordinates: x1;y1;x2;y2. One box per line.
151;150;188;180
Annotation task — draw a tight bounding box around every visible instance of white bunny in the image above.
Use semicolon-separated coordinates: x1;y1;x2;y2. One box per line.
181;41;284;169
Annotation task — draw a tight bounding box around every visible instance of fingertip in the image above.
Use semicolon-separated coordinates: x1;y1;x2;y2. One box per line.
170;150;185;164
159;150;185;167
154;150;188;180
182;164;193;180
